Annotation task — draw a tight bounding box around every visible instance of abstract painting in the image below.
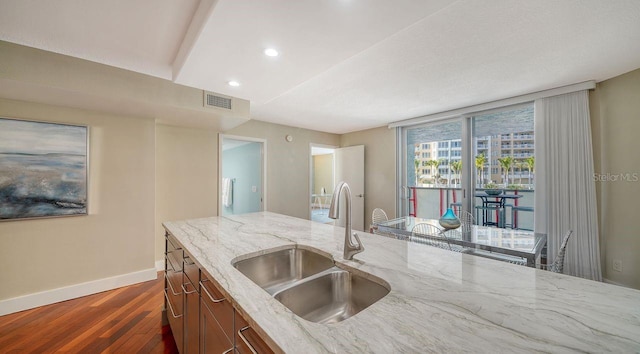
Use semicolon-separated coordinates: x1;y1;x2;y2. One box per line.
0;118;88;220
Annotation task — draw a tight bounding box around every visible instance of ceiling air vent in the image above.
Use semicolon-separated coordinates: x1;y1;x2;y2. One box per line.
204;91;232;110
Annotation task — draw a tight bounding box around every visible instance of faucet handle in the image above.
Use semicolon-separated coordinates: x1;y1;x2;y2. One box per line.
350;232;364;253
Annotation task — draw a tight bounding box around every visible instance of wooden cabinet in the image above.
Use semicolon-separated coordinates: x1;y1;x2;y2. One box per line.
234;312;274;354
164;231;278;354
183;253;200;354
200;272;234;353
164;233;184;352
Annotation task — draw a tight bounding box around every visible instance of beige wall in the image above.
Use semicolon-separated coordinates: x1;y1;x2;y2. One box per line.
589;68;640;289
0;41;250;131
0;98;155;300
227;120;340;220
155;125;219;262
340;126;396;229
313;154;334;195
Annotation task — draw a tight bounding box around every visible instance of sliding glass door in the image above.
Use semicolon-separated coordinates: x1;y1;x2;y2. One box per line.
400;119;462;219
398;103;535;230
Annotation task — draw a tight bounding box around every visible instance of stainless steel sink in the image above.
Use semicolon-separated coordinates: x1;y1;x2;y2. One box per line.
232;245;335;294
232;245;390;323
273;268;390;324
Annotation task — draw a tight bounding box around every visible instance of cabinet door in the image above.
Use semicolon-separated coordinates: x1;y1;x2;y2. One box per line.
201;297;233;354
183;274;199;354
200;273;234;340
234;312;274;354
165;233;184;352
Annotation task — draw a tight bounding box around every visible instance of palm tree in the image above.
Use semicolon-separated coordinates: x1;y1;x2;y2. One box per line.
450;160;462;186
497;156;514;186
414;158;420;185
428;159;442;185
515;161;525;185
475;154;487;186
524;156;535;187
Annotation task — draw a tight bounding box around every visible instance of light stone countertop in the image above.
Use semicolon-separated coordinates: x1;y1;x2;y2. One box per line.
163;212;640;353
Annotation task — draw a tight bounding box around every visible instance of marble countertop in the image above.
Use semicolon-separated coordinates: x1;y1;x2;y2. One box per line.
163;212;640;353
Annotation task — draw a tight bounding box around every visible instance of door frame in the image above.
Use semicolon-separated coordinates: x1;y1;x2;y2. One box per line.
218;134;267;215
309;143;338;220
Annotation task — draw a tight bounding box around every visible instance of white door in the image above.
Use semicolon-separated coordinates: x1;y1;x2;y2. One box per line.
334;145;365;231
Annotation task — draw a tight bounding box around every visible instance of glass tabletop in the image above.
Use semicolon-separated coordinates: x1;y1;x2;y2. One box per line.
376;216;546;256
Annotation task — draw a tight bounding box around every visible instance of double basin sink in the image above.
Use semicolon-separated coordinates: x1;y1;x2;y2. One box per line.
232;245;390;324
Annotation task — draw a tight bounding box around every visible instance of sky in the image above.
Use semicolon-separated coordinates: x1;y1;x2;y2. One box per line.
0;118;87;155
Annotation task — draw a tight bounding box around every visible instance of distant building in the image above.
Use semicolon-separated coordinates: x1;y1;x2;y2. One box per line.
414;130;534;186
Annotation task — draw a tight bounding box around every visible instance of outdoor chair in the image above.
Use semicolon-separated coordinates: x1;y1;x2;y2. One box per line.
511;205;534;230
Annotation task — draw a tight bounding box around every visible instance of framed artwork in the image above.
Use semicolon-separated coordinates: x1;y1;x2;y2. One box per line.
0;117;88;221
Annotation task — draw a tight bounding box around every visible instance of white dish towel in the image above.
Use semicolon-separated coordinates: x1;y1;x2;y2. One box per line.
222;178;233;207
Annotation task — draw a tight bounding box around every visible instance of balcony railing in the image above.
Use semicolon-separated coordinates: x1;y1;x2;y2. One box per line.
407;186;534;230
501;153;533;158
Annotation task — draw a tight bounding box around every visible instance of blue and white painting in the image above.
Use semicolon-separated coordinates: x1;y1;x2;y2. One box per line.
0;118;88;220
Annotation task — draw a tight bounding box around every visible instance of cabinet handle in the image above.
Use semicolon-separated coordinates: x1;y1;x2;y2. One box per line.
164;273;182;296
164;254;175;272
164;233;183;250
238;326;258;354
181;282;197;295
163;290;183;318
199;280;225;303
184;255;196;266
164;253;183;272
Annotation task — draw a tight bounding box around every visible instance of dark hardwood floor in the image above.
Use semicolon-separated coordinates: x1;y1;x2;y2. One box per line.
0;272;179;353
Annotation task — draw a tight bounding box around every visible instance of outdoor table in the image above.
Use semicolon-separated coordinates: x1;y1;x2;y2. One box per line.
475;192;522;228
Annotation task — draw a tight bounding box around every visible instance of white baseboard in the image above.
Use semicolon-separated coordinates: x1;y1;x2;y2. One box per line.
155;260;165;272
0;268;157;316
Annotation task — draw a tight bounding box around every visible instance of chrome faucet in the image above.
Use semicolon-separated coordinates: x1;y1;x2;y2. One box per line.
328;181;364;260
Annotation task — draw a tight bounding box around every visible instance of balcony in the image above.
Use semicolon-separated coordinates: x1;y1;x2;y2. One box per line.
407;186;534;230
513;134;534;140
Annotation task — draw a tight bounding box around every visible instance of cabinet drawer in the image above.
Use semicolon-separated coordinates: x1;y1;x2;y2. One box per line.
164;282;183;318
164;289;183;352
164;268;183;299
165;233;184;273
200;297;233;354
183;279;199;354
200;273;234;341
183;251;199;287
234;313;274;354
165;232;182;251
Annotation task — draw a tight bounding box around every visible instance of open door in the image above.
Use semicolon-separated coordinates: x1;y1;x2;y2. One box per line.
219;135;266;216
310;145;336;224
334;145;365;231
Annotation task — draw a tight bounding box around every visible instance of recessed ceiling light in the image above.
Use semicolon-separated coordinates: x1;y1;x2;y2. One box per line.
228;81;240;87
264;48;279;57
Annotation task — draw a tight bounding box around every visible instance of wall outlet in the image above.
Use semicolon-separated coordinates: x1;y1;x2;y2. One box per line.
251;186;257;192
613;259;623;272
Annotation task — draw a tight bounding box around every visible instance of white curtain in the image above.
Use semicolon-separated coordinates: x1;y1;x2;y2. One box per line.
534;90;602;281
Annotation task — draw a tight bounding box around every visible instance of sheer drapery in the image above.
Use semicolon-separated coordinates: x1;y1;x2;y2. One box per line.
534;90;602;280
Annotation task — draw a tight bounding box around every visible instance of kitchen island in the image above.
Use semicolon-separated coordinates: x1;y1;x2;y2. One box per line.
163;212;640;353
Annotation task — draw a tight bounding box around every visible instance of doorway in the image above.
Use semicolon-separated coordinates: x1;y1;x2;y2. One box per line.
219;135;266;216
310;145;335;224
309;144;365;231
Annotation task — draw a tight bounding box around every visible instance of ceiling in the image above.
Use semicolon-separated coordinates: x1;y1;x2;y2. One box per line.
1;0;639;134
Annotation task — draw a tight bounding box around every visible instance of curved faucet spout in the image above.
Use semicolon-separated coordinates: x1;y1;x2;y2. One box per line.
328;181;365;260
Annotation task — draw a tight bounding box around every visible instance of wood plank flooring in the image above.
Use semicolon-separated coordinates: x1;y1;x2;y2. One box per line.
0;272;179;353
